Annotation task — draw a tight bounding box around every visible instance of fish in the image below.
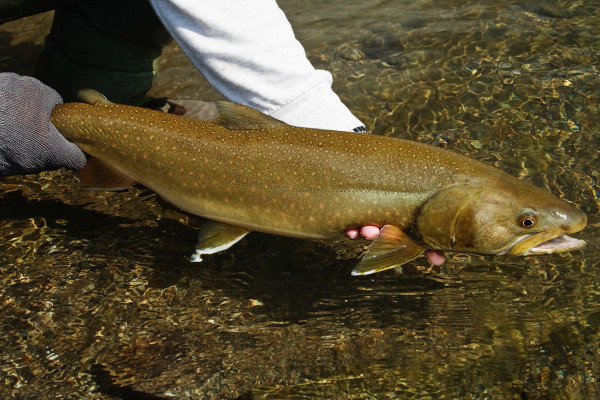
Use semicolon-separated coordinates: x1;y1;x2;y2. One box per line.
49;90;587;275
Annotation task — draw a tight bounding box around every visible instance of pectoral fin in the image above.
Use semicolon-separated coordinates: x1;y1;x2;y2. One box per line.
351;225;425;275
190;220;250;262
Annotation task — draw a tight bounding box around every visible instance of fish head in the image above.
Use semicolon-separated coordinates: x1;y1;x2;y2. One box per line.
415;177;587;256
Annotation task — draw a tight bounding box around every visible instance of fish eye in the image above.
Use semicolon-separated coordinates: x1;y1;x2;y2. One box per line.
518;213;536;228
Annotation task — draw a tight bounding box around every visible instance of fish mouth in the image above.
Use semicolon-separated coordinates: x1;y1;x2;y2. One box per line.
521;234;587;255
507;227;586;256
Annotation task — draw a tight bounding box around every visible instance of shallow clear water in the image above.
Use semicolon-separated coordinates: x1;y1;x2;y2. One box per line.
1;1;600;399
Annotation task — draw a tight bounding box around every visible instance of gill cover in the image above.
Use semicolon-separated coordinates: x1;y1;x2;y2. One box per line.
415;179;533;255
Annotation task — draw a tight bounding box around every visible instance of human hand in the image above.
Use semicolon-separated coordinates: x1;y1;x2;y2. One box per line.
0;73;86;176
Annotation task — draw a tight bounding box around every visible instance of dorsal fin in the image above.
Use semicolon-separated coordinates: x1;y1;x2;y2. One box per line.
76;89;114;105
215;101;288;130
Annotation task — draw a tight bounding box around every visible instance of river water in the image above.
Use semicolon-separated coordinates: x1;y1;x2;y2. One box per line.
1;1;600;399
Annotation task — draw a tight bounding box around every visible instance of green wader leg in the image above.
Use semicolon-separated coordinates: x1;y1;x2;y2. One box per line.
33;0;171;105
0;1;59;24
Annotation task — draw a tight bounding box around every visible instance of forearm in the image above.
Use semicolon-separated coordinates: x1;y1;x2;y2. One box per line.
149;0;363;131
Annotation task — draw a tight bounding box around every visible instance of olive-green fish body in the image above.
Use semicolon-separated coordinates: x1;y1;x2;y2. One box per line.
50;95;587;274
50;102;458;236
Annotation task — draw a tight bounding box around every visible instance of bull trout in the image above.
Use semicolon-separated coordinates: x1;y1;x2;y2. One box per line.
50;90;587;275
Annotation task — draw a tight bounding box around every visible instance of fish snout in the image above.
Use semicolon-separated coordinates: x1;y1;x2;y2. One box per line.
562;208;587;234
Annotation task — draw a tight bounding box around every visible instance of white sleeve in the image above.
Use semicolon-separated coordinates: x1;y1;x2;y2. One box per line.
149;0;364;131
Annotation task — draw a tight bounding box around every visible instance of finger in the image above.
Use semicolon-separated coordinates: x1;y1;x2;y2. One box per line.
425;249;446;266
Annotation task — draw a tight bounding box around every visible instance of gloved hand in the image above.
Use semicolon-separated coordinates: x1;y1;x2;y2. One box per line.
0;73;87;176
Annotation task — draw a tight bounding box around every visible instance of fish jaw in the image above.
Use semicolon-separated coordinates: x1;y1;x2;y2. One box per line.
507;227;587;256
521;234;587;255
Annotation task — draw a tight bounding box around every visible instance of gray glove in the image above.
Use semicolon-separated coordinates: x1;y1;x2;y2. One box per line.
0;73;87;176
